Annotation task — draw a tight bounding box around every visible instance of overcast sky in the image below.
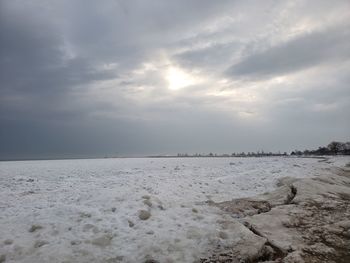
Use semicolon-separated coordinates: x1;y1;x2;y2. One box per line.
1;0;349;159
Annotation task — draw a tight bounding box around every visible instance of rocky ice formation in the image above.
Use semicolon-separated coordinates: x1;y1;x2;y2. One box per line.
202;166;350;263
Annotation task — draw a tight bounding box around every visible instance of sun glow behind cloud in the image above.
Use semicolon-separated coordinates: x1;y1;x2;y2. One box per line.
166;66;198;90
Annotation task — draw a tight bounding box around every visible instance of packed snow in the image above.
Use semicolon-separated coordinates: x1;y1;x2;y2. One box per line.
0;156;349;262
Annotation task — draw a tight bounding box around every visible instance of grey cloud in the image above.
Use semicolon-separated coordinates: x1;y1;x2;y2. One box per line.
227;25;350;79
174;41;241;72
0;0;349;159
52;0;238;65
0;1;117;123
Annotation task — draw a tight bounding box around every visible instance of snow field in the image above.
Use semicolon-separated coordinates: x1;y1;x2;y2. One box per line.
0;156;349;262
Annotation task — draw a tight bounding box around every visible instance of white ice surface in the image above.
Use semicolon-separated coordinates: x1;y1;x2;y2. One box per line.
0;156;349;262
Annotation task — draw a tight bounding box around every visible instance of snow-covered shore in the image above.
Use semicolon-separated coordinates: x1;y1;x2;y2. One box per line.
0;156;349;262
203;161;350;262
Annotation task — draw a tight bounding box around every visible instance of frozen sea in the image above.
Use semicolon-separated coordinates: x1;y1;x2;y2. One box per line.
0;156;349;262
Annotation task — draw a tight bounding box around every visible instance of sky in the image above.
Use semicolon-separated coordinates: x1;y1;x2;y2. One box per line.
0;0;349;159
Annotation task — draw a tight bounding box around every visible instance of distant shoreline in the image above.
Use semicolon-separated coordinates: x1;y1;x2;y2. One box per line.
0;154;339;162
2;140;348;162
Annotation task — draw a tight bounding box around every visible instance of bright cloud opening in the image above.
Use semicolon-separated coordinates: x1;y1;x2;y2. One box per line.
166;66;197;91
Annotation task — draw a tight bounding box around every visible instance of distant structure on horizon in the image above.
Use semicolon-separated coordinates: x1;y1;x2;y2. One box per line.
291;141;350;156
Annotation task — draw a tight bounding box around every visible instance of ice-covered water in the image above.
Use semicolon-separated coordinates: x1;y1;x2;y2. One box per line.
0;156;349;262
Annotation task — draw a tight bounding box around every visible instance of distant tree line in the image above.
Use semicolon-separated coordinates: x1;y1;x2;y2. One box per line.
291;141;350;156
174;141;350;158
177;151;288;158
